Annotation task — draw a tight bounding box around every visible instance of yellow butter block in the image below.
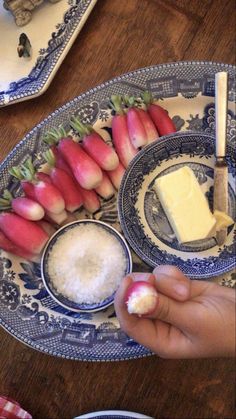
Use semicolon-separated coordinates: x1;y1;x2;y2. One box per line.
154;166;216;243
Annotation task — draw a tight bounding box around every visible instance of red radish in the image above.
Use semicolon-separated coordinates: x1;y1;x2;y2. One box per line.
44;149;83;213
10;158;65;215
33;181;65;215
60;212;77;226
125;280;158;316
142;91;176;136
37;220;56;237
110;95;137;168
0;189;45;221
78;186;100;213
135;107;159;144
106;162;125;190
9;167;36;199
21;181;36;199
44;209;68;225
44;127;103;190
0;230;39;262
70;116;119;171
124;97;147;148
36;172;52;184
95;171;115;199
51;145;73;176
0;212;48;255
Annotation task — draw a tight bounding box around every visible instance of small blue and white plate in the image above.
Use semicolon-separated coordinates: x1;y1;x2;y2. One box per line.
0;61;235;361
0;0;97;107
118;132;236;279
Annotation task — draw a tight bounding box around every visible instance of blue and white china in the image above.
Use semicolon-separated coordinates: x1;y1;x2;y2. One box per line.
118;132;235;279
0;0;97;106
41;220;132;313
0;62;235;361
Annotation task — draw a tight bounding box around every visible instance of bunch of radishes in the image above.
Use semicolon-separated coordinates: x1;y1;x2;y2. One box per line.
110;91;176;166
0;92;176;262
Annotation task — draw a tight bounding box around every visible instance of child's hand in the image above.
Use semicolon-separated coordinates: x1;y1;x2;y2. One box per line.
114;266;235;358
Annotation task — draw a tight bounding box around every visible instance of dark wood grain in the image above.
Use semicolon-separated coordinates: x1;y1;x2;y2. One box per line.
0;1;235;418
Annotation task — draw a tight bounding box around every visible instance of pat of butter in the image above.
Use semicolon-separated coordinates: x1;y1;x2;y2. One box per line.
154;166;216;243
213;210;234;232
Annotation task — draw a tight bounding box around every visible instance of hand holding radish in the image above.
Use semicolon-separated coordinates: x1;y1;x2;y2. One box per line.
114;266;235;358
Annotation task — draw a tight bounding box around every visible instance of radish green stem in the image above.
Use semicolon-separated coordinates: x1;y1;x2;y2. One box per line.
70;116;92;137
43;149;56;167
0;189;13;210
9;166;24;180
43;126;68;145
142;91;153;105
110;95;124;115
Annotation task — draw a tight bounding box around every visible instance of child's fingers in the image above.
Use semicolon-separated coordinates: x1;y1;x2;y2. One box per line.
152;265;191;301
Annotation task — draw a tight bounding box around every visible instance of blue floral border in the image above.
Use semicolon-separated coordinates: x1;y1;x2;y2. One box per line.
0;0;97;106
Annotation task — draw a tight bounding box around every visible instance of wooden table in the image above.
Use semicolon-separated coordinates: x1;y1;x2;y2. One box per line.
0;1;235;418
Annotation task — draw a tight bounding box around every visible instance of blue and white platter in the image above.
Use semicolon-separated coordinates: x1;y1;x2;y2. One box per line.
118;132;235;279
0;61;235;361
0;0;97;107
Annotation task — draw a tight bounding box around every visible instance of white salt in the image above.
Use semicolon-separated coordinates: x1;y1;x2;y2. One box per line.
48;224;127;304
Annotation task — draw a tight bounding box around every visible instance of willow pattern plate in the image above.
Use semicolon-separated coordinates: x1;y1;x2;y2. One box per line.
0;0;97;107
0;61;235;361
118;132;235;279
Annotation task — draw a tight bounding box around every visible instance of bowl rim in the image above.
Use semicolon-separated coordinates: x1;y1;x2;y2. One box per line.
41;219;133;313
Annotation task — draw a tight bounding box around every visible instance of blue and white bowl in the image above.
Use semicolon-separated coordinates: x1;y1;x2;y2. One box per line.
118;132;236;279
41;220;132;313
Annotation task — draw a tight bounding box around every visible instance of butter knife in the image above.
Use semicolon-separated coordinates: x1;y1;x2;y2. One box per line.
213;71;228;246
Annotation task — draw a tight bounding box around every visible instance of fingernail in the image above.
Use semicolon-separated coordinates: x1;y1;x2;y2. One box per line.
174;284;188;297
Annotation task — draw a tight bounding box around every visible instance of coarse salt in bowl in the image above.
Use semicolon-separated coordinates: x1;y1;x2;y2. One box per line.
41;220;132;312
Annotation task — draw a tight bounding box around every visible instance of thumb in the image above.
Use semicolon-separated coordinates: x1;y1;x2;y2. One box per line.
143;285;194;332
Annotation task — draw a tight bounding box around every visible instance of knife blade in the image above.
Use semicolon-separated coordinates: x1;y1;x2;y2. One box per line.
213;71;228;246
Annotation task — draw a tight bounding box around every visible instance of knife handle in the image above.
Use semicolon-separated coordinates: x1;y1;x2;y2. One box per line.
215;72;228;158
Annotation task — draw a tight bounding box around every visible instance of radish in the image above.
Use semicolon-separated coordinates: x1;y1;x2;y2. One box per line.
9;167;36;200
142;91;176;136
44;209;68;225
106;161;125;190
60;212;77;226
125;280;158;316
95;171;115;199
51;145;73;176
44;149;83;213
135;107;159;144
0;212;48;255
10;158;65;215
70;116;119;171
22;181;36;199
110;95;137;168
37;220;56;237
124;96;148;148
0;230;39;262
0;189;45;221
44;127;103;190
78;186;100;213
36;172;52;184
